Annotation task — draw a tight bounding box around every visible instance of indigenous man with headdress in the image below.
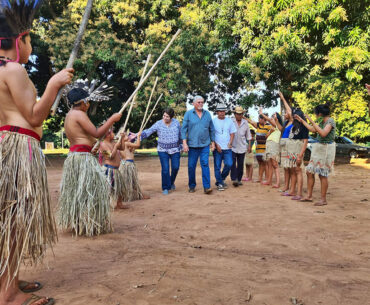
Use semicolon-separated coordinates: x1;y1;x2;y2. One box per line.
58;83;122;237
119;132;148;201
0;1;74;304
99;128;127;209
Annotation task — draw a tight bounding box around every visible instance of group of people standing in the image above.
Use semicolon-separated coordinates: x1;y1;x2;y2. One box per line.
145;94;336;209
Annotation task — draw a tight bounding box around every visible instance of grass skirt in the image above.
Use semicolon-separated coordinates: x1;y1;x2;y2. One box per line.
306;143;335;177
280;138;290;168
104;165;126;202
244;151;254;165
119;161;143;202
285;139;304;168
265;140;280;161
0;131;57;280
58;152;112;236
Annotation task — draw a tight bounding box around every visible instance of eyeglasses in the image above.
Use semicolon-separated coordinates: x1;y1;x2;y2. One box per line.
196;101;204;104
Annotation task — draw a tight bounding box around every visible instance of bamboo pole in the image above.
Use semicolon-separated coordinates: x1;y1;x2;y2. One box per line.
50;0;94;116
142;93;164;130
91;29;181;152
140;77;159;132
121;54;151;132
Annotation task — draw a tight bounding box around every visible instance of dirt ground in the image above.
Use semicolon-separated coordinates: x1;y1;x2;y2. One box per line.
21;155;370;305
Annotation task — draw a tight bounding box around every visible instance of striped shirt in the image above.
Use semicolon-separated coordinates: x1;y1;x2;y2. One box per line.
255;123;272;155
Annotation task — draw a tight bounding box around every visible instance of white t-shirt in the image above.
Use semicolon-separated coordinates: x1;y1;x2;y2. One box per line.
213;117;237;150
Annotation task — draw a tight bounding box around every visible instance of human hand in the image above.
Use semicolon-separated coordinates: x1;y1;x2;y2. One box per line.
183;142;189;153
216;143;222;153
210;142;215;152
258;107;263;115
305;114;313;122
111;113;122;122
296;153;303;166
227;142;232;149
294;114;303;122
49;68;74;89
248;147;252;154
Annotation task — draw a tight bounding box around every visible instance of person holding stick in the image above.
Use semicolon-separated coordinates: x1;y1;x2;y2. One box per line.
294;104;336;206
100;129;127;209
58;87;122;236
0;1;73;304
181;96;215;194
141;108;182;195
119;132;148;201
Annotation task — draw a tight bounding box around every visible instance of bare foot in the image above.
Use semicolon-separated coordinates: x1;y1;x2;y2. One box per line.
115;203;129;209
272;184;280;188
314;200;327;206
0;289;51;305
254;180;261;183
261;181;270;186
143;193;150;200
300;198;313;202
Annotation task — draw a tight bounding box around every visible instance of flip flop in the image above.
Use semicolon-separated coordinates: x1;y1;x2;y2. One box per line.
300;198;313;202
22;294;54;305
291;196;302;200
19;281;43;293
281;192;293;197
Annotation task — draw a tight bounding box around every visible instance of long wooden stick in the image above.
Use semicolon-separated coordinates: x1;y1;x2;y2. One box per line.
142;93;164;130
118;29;181;115
50;0;94;116
140;77;159;131
122;54;151;132
91;29;181;152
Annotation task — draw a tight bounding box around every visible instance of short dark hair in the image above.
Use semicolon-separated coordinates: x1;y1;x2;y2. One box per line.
314;104;330;116
250;129;256;135
164;107;175;119
259;114;265;119
67;88;89;106
0;34;28;51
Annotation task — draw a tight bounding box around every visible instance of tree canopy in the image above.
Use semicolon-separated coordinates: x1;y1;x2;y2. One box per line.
28;0;369;142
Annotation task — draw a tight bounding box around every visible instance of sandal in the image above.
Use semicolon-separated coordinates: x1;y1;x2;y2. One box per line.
300;198;313;202
22;294;54;305
281;192;293;197
19;281;43;293
291;196;302;200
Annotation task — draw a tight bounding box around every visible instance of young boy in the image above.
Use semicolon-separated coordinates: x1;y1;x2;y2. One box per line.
119;132;148;201
99;129;127;209
0;2;73;304
58;87;122;236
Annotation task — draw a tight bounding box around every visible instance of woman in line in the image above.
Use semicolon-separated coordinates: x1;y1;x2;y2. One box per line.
294;104;335;206
276;91;294;192
259;110;282;188
283;108;309;200
141;108;182;195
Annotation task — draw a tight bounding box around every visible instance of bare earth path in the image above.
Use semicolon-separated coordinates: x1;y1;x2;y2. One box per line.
22;156;370;305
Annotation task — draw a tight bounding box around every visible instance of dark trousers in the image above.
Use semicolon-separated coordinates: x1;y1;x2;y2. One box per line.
231;152;245;182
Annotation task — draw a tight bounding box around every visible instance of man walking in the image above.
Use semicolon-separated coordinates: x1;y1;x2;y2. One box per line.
231;106;252;186
182;96;215;194
212;103;236;191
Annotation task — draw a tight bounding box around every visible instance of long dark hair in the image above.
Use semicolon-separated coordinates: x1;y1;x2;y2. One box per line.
274;112;283;126
292;108;305;134
314;103;330;116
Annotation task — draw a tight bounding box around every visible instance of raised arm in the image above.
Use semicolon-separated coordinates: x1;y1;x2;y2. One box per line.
77;112;122;138
306;114;333;138
141;121;159;139
293;114;316;133
279;91;292;118
126;132;142;149
274;113;284;131
244;116;257;129
7;63;74;127
258;108;276;127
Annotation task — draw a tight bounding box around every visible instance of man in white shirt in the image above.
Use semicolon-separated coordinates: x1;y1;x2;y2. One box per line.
212;103;236;191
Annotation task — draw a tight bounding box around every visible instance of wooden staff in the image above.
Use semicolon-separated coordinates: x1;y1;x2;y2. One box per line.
140;77;159;132
91;29;181;152
50;0;94;116
142;93;164;130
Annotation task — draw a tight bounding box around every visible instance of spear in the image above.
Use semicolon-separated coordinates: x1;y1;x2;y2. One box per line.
142;93;164;131
50;0;94;116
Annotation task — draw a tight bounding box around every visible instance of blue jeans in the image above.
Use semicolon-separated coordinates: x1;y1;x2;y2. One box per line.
188;146;211;189
213;149;233;185
158;152;181;191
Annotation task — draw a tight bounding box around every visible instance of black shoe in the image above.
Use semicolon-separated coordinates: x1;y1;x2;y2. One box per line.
238;181;243;186
222;181;228;189
232;180;239;187
217;184;225;191
204;188;213;194
189;188;195;193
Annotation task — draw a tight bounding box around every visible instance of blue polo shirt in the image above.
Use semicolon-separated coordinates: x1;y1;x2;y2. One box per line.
181;108;215;148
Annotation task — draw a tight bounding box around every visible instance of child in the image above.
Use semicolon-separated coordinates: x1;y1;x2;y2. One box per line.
0;1;73;304
58;86;122;236
119;132;148;201
242;129;255;181
100;129;127;209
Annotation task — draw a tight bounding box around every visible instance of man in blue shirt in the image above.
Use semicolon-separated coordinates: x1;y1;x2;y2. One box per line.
212;103;236;191
181;96;215;194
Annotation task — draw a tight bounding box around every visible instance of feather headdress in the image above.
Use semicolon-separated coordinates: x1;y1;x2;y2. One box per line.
0;0;44;36
62;79;114;115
